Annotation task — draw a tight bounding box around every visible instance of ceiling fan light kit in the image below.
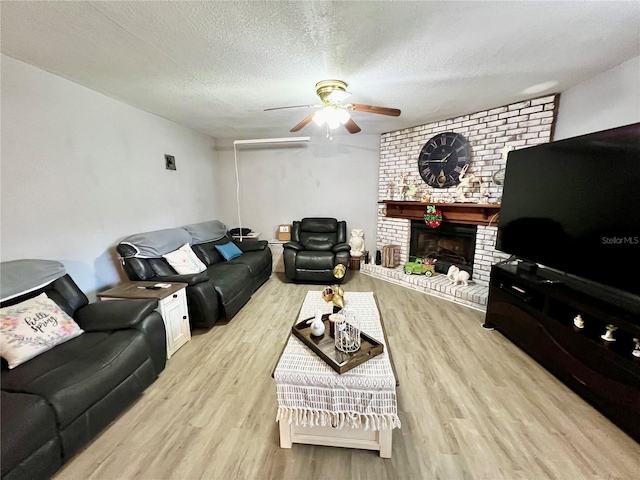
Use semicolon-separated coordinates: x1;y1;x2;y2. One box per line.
313;106;351;129
265;79;401;135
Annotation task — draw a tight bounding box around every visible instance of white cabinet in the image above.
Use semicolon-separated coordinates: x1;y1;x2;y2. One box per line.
158;288;191;358
97;282;191;359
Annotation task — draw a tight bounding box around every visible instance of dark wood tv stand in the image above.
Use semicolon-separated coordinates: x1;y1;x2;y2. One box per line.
485;264;640;442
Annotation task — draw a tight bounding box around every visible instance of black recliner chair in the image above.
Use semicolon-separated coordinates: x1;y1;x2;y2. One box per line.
283;218;350;283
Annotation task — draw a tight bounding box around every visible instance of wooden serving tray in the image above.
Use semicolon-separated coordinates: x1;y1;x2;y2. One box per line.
291;314;384;374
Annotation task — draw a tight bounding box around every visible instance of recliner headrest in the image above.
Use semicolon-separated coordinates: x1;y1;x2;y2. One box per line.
300;218;338;233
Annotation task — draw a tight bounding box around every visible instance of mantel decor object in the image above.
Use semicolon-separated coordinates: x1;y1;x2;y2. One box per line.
385;179;394;199
423;205;442;228
407;181;419;200
455;164;478;202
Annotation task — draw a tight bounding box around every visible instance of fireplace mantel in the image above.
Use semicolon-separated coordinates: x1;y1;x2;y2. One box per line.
380;201;500;226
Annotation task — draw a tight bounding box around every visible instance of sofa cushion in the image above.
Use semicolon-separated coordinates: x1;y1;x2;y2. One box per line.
1;391;61;479
299;231;338;251
215;242;243;261
1;330;150;429
296;251;337;270
192;241;223;266
191;237;236;266
162;243;207;274
147;258;176;276
0;293;84;369
206;263;252;301
226;250;271;278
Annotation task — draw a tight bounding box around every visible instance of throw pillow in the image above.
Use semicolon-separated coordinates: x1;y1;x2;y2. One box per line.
215;242;243;261
162;243;207;275
0;293;84;369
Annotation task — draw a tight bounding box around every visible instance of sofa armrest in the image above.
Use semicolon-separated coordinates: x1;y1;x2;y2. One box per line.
74;299;158;331
233;239;268;252
153;273;208;286
332;242;351;253
283;241;304;251
135;311;167;375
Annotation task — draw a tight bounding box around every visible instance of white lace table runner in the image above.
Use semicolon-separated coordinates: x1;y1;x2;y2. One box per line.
274;291;400;431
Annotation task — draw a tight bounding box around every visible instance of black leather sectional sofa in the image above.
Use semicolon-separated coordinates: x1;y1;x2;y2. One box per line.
0;261;166;480
117;220;272;329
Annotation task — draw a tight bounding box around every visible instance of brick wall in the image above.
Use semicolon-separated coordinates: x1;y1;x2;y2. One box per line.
376;94;558;286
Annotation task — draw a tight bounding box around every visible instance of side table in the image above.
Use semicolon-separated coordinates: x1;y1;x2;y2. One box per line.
232;232;261;241
97;282;191;359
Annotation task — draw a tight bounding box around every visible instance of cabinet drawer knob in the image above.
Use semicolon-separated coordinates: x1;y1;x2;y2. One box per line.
173;294;178;298
183;316;187;320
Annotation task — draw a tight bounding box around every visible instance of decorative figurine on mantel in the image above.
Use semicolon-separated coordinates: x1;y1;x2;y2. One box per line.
601;324;618;342
348;229;365;258
396;171;408;200
407;181;419;201
420;187;432;203
385;179;394;199
455;164;477;202
479;183;491;204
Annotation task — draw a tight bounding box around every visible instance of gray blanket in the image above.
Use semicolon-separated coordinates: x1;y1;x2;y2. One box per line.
182;220;228;244
119;228;192;258
0;259;67;302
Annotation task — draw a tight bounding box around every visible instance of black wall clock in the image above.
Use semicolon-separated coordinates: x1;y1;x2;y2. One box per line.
418;132;472;188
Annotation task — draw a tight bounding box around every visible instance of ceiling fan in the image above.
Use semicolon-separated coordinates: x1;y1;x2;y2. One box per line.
264;80;401;134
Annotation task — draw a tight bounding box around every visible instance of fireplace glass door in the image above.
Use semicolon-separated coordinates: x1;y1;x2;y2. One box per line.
410;220;477;278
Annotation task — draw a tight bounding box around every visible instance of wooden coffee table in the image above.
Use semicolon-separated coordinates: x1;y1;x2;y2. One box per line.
273;291;400;458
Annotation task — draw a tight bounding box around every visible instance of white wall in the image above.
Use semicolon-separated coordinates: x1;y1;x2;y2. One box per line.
214;135;380;252
1;55;219;296
554;55;640;139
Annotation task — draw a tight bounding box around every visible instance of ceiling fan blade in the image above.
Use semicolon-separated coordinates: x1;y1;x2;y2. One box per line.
264;104;318;112
343;118;361;134
350;103;401;117
290;113;315;132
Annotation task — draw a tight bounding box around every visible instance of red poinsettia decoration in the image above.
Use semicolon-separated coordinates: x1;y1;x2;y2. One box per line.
423;205;442;228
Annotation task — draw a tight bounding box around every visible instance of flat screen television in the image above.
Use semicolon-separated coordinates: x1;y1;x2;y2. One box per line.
496;122;640;298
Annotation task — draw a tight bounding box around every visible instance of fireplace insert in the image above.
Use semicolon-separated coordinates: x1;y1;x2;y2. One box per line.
409;220;477;278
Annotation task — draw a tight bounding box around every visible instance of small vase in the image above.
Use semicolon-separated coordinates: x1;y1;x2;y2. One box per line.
308;309;325;337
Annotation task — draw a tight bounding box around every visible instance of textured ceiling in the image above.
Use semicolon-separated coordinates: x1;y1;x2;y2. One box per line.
1;1;639;139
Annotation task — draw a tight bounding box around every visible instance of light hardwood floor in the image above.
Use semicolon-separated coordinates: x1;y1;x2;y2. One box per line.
55;272;640;479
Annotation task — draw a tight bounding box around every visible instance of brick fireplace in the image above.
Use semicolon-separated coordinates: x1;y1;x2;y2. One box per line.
361;94;558;310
